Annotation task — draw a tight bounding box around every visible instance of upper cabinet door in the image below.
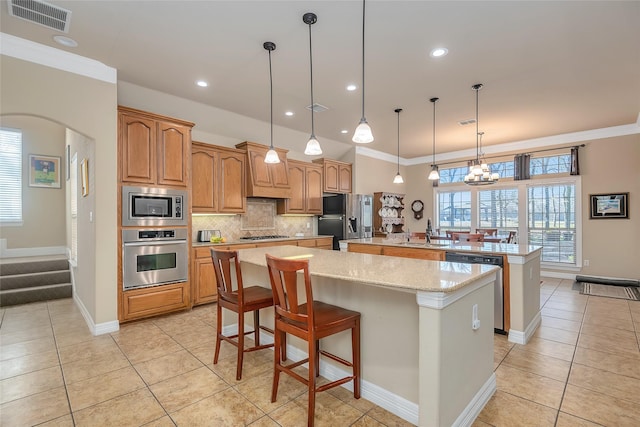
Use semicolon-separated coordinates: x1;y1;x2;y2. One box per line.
305;164;323;214
120;114;156;184
192;147;217;212
338;164;352;194
323;162;340;193
218;151;246;213
157;122;190;187
285;163;306;214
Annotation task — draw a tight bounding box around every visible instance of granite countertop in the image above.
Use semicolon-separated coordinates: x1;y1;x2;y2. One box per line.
345;237;542;257
237;245;498;293
192;235;333;248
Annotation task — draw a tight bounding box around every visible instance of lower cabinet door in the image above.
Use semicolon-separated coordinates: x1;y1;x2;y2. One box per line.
193;258;217;305
122;282;189;321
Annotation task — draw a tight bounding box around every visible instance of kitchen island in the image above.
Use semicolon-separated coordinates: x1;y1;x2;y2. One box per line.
236;245;499;426
346;237;543;345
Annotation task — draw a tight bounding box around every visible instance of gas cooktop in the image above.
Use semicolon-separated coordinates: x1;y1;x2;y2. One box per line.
240;235;289;241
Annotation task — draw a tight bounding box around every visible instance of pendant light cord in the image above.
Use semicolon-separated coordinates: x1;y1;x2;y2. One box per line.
360;0;366;120
308;21;315;137
475;86;479;163
432;100;437;166
268;48;274;150
395;108;402;173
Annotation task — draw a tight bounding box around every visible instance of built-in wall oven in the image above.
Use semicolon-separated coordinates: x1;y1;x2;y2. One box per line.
122;228;188;290
122;186;187;227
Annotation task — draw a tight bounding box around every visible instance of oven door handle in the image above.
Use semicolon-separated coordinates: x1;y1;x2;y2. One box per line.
123;239;187;247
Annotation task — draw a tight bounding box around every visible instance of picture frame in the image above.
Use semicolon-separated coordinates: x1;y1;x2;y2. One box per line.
81;158;89;197
589;192;629;219
29;154;61;188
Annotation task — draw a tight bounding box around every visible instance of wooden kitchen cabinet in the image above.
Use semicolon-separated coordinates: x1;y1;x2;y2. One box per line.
235;141;291;198
348;243;383;255
121;282;190;321
276;160;323;215
313;158;352;194
192;142;246;214
383;246;445;261
118;106;193;187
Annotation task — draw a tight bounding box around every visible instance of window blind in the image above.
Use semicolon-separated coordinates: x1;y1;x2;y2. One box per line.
0;128;23;223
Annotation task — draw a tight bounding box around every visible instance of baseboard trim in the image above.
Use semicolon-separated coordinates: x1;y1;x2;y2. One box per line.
73;293;119;336
0;239;66;258
541;270;577;280
452;373;497;427
223;323;419;425
508;311;542;345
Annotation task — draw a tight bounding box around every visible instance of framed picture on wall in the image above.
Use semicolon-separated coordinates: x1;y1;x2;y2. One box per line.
589;192;629;219
81;158;89;197
29;154;61;188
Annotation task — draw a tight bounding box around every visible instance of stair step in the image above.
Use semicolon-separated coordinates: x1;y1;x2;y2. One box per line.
0;283;72;307
0;270;71;291
1;259;69;276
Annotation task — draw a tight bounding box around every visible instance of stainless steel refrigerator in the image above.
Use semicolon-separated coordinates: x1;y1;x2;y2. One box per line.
318;194;373;250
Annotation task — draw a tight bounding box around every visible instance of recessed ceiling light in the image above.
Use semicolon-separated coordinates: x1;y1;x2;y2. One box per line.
346;84;357;91
430;47;448;58
285;111;294;116
341;130;348;134
196;80;208;87
53;35;77;48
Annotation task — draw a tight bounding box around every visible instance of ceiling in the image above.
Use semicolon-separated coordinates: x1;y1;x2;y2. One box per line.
2;1;639;159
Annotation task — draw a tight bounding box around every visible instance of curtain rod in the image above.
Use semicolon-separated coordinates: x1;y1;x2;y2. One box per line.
434;143;585;167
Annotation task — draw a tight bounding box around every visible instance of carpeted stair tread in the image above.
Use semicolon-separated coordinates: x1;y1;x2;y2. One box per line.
0;259;69;276
0;270;71;291
0;283;72;307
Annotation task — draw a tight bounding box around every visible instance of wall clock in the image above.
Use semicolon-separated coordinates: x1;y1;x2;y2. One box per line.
411;199;424;220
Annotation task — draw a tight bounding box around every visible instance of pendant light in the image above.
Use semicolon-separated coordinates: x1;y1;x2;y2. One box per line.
352;0;374;143
393;108;404;184
428;97;440;180
464;83;499;185
263;41;280;164
303;12;322;156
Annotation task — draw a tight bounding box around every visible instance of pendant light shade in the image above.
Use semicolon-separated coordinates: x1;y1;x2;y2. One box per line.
464;83;498;185
393;108;403;184
303;12;322;156
428;97;440;180
263;41;280;164
352;0;374;144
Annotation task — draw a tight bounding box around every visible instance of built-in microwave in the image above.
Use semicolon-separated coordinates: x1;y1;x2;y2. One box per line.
122;186;187;227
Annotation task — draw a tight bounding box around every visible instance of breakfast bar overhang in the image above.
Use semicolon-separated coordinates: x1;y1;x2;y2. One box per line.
236;245;500;426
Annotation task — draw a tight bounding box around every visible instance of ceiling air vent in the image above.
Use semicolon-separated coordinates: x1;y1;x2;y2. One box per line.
458;118;477;126
307;103;329;113
8;0;72;33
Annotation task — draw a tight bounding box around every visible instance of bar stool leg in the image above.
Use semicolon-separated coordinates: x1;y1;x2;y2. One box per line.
213;302;222;364
254;310;261;346
236;310;244;381
353;319;361;399
308;339;317;427
271;328;282;403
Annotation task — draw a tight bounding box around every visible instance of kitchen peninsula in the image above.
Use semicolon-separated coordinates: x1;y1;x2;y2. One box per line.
347;238;543;345
236;245;499;426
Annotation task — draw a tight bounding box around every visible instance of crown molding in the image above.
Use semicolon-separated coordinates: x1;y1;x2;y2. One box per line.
0;32;116;84
357;119;640;166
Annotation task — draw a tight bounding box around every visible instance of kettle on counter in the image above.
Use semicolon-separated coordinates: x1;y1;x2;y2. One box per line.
197;229;220;242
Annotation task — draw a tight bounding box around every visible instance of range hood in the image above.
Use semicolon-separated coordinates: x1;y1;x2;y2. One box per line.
235;141;292;199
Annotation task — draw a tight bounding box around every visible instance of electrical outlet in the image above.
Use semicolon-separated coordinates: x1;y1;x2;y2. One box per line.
472;304;480;330
583;259;590;267
306;222;310;229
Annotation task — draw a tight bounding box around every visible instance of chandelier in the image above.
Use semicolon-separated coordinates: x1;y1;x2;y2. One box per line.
464;83;499;185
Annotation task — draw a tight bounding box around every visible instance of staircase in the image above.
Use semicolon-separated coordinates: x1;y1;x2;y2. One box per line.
0;256;72;307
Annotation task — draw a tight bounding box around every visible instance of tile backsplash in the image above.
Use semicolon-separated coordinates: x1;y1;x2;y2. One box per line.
192;199;315;241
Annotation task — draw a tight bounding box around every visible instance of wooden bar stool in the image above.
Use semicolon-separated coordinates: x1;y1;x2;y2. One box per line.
265;254;361;427
210;249;274;380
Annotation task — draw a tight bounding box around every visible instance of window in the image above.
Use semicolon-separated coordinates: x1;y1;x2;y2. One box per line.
0;128;23;224
530;154;571;176
437;190;471;231
478;188;518;230
528;183;576;264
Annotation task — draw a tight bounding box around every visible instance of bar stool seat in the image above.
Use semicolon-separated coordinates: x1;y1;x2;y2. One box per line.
211;249;274;381
266;253;361;427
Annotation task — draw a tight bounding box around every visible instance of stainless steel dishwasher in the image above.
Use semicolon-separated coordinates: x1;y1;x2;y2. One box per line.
445;252;505;334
